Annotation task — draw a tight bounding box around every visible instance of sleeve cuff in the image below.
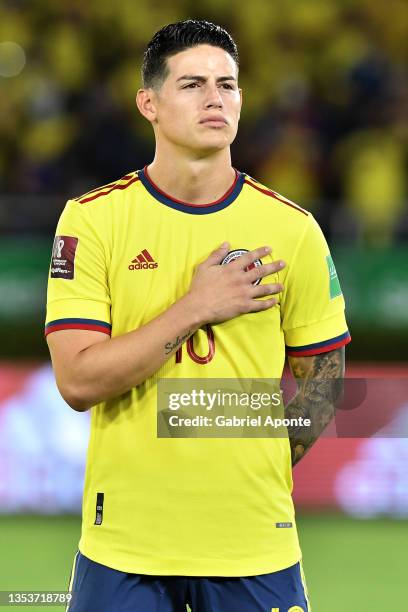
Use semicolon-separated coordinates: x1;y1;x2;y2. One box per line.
286;330;351;357
45;318;111;337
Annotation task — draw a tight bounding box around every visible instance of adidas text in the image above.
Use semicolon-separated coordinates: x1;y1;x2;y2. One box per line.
129;262;158;270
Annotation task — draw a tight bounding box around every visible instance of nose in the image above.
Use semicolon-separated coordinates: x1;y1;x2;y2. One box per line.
204;84;224;109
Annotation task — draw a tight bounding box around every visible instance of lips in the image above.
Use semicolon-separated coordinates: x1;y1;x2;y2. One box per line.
200;116;228;126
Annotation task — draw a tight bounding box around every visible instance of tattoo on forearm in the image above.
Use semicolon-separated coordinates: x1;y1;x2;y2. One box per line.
164;330;192;355
286;348;345;466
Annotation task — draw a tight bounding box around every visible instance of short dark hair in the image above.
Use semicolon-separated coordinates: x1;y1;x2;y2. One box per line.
142;19;239;89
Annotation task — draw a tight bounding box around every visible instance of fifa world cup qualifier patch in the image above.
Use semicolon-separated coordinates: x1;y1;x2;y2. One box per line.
50;235;78;279
326;254;342;299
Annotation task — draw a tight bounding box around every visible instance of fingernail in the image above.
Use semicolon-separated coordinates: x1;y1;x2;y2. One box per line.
264;246;271;253
221;242;229;248
279;260;285;268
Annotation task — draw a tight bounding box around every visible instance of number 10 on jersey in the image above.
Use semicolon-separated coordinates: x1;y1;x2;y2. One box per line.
175;324;215;365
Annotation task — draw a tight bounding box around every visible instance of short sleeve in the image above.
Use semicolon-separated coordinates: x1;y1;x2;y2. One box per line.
45;200;112;337
281;214;351;357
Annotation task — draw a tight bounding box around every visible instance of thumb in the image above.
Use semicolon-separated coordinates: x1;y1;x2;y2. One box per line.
202;242;230;267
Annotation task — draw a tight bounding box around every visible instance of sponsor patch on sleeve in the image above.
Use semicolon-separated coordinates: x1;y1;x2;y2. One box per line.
326;254;342;299
50;235;79;279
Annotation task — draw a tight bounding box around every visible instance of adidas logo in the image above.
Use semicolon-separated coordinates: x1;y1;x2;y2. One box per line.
128;249;158;270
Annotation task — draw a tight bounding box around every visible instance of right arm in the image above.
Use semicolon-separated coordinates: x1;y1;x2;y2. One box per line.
47;244;285;411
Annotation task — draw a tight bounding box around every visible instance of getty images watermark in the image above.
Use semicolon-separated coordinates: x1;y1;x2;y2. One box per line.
157;377;408;438
163;386;310;433
158;378;314;439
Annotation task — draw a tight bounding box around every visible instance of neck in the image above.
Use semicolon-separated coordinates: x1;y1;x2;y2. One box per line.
146;144;236;204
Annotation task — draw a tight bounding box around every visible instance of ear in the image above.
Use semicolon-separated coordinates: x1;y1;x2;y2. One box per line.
136;88;157;123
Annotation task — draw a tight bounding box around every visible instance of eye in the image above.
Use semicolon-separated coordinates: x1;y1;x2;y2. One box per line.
221;83;233;90
184;82;199;88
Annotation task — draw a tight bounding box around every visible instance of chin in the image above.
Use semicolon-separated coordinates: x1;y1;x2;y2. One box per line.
171;132;233;156
198;134;232;150
194;143;230;157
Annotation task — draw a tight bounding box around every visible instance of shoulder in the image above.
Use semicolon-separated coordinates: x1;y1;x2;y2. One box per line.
71;170;141;206
58;171;142;238
241;173;310;219
240;172;324;260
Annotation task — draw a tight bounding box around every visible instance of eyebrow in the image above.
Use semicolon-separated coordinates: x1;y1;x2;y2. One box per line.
176;75;237;83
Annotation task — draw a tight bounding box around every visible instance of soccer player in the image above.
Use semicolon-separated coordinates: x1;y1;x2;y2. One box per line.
46;20;350;612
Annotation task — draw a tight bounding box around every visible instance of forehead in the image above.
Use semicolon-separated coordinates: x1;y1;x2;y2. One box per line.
166;44;238;79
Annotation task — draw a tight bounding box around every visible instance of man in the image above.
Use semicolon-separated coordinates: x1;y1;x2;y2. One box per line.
46;19;350;612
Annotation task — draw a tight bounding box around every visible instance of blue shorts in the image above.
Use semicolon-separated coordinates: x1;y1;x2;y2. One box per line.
67;551;311;612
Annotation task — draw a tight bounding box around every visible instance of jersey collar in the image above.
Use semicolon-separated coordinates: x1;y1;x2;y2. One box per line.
138;166;244;215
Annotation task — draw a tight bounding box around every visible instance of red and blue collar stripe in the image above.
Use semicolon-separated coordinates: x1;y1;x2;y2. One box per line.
138;166;245;214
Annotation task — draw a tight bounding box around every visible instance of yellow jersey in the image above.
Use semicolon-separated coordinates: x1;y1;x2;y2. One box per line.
45;167;350;576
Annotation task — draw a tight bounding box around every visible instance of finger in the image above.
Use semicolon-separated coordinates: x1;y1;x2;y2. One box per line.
229;246;271;270
201;242;230;268
246;260;286;283
251;283;283;298
249;297;279;313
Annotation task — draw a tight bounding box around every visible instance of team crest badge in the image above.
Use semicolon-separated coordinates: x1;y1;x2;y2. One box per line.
221;249;263;285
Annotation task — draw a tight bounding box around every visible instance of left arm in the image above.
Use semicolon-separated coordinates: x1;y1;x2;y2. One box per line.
285;347;345;466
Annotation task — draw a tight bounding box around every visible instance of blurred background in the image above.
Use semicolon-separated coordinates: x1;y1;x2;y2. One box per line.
0;0;407;610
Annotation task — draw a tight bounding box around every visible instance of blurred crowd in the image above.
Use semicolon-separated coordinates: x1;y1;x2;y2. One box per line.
0;0;407;243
